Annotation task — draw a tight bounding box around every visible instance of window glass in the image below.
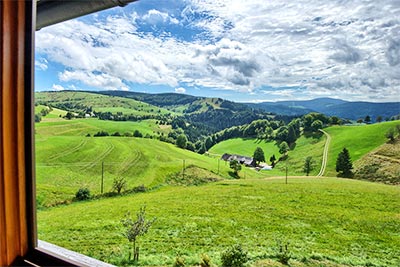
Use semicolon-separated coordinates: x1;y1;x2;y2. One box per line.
35;1;400;266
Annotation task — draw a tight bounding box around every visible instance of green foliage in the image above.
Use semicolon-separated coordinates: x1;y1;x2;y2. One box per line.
112;177;127;194
279;141;289;155
311;119;323;132
133;129;143;137
220;244;248;267
229;160;242;176
200;254;211;267
75;188;90;201
303;156;315;176
35;114;42;123
336;148;353;177
385;127;396;142
176;134;188;149
94;130;109;137
173;256;185;267
253;147;265;164
276;241;292;265
121;206;156;262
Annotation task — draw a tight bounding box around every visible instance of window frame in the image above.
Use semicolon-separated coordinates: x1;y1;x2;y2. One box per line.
0;1;126;266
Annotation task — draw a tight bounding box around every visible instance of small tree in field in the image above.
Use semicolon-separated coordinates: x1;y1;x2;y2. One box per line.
303;156;315;176
230;160;242;177
270;154;276;167
121;206;156;262
112;177;127;194
253;147;265;165
336;148;353;177
279;141;289;155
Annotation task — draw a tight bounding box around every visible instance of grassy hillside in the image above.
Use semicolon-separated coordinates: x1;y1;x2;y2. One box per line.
35;117;165;137
209;134;326;177
354;138;400;184
35;112;265;206
35;91;175;116
38;178;400;267
209;138;281;159
324;121;400;177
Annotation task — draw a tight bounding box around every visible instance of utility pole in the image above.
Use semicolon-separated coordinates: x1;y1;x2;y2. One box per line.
285;166;288;184
182;159;185;179
217;159;220;175
101;161;104;194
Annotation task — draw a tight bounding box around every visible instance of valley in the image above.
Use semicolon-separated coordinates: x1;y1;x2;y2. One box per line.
34;91;400;266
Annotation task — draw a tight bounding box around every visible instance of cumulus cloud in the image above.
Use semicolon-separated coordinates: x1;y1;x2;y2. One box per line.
52;84;64;91
143;9;179;25
386;37;400;66
175;87;186;93
35;0;400;101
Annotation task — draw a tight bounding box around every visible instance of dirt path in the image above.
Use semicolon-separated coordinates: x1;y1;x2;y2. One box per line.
317;129;331;177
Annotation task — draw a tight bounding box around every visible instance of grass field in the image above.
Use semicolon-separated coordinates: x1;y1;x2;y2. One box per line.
209;134;326;177
35;91;176;116
35;118;164;137
37;178;400;267
324;121;400;177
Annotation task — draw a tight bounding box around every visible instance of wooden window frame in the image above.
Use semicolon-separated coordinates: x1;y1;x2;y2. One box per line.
0;1;114;266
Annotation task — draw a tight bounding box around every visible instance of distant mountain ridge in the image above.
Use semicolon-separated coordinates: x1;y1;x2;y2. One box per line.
246;97;400;121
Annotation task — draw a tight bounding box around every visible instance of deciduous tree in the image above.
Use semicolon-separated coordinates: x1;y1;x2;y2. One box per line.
303;156;315;176
121;206;156;262
253;147;265;165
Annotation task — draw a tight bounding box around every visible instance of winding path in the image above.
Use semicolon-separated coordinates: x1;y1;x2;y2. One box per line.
317;129;331;177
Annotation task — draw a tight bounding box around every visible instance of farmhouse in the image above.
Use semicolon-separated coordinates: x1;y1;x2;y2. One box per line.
221;153;256;167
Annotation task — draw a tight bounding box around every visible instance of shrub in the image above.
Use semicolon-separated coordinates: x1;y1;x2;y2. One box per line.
200;254;211;267
221;245;248;267
173;256;185;267
276;242;292;265
75;188;90;201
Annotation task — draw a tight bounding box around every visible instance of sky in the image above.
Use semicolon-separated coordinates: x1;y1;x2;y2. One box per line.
35;0;400;103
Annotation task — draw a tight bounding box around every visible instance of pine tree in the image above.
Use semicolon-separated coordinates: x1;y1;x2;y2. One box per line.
336;148;353;177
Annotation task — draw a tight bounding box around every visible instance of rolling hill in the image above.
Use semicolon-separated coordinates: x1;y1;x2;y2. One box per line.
247;98;400;121
34;91;400;267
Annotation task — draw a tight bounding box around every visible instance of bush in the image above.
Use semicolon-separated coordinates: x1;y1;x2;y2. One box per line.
173;256;185;267
276;242;292;265
75;188;90;201
200;254;211;267
221;245;248;267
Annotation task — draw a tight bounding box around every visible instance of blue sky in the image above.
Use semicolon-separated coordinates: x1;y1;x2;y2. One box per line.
35;0;400;102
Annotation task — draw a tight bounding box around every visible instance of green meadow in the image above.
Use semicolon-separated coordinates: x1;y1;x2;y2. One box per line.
37;178;400;267
324;121;400;177
209;134;326;177
36;91;175;116
35;102;400;266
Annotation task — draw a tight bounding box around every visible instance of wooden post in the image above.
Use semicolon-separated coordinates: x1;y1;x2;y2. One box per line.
101;161;104;194
182;160;185;179
285;166;288;184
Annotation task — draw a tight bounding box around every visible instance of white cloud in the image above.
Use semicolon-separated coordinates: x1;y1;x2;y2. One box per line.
143;9;179;25
52;84;64;91
35;58;48;70
175;87;186;93
35;0;400;102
